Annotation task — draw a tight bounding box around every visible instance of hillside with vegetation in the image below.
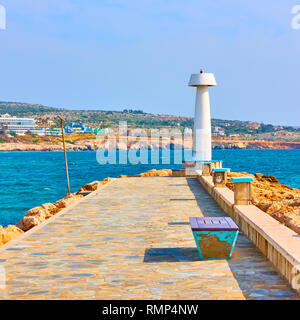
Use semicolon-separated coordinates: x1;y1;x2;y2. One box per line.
0;101;299;141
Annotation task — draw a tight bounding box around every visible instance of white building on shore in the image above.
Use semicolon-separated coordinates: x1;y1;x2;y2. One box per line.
0;114;41;135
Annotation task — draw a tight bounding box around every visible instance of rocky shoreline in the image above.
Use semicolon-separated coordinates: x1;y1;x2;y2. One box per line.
1;168;300;247
226;171;300;234
1;138;300;151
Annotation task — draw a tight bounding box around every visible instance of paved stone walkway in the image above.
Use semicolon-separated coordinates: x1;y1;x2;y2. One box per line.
0;177;298;299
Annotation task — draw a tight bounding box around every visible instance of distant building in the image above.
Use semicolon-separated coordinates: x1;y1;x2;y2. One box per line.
273;126;283;131
0;115;40;135
63;122;107;135
213;126;225;136
64;122;88;134
249;124;260;130
45;128;62;136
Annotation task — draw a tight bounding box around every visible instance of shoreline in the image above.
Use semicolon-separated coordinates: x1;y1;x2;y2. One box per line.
1;146;300;152
1;137;300;152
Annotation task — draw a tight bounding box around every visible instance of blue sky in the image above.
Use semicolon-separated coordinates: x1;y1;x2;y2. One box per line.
0;0;299;126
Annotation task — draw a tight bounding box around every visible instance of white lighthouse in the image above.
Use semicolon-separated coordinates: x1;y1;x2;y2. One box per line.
188;69;217;161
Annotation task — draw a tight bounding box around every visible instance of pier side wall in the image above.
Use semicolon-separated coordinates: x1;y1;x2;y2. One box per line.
197;175;300;293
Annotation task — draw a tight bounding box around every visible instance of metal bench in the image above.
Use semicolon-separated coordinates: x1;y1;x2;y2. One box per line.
189;217;239;260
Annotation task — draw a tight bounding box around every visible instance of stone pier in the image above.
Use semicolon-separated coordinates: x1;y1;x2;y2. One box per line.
0;177;298;299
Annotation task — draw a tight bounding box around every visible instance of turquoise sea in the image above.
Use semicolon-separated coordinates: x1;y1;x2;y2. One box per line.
1;149;300;227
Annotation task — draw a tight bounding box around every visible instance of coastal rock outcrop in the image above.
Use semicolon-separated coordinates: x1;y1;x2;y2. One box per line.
16;202;59;231
118;169;172;178
0;225;24;246
277;209;300;235
15;178;113;233
76;178;112;194
54;194;84;210
2;137;300;152
226;171;300;234
16;195;84;232
139;169;172;177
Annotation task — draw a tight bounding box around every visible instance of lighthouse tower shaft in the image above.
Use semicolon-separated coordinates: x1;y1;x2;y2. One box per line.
193;86;212;161
188;70;217;162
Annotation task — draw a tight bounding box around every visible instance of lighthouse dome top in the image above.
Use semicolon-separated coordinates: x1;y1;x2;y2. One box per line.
188;70;217;87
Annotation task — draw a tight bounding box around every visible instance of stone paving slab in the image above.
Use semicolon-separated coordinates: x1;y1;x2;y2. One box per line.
0;177;298;299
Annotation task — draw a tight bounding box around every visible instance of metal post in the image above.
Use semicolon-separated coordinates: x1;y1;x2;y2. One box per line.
58;116;71;195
